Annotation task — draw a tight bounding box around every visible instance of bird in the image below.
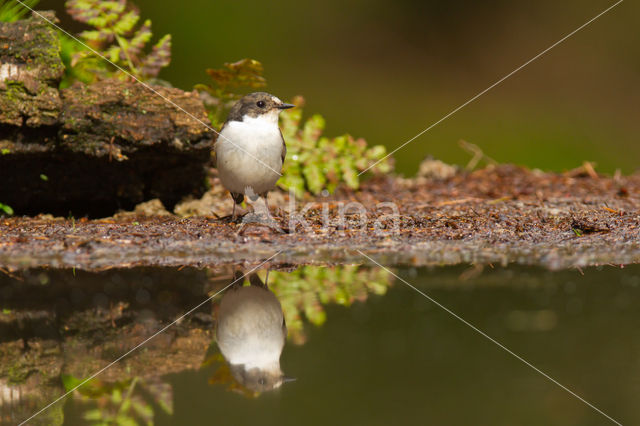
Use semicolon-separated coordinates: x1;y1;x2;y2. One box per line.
215;92;294;221
216;271;293;392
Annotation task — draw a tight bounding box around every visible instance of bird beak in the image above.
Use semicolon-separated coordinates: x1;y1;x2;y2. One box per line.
277;103;295;110
282;376;297;383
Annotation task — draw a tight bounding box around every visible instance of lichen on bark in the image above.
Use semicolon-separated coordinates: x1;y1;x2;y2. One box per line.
0;11;63;127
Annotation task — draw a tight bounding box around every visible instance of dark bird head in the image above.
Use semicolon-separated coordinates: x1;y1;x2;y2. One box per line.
226;92;295;123
229;364;293;393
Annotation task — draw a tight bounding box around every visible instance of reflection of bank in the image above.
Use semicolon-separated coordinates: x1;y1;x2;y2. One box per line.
0;267;214;424
214;272;293;393
0;265;393;417
0;377;63;426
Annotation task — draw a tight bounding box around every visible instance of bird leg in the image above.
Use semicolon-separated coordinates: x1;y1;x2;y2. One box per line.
231;270;245;289
230;192;244;222
248;273;268;289
235;191;284;234
262;192;271;218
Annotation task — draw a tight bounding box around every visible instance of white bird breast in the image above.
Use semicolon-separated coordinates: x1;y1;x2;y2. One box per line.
217;286;286;369
215;112;284;196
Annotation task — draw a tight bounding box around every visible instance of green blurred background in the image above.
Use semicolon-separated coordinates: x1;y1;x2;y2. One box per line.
41;0;639;175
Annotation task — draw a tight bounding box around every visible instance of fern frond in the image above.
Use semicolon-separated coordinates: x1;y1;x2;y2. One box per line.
64;0;171;82
78;29;111;42
140;34;171;79
278;97;393;198
196;59;267;127
128;19;151;56
0;0;39;22
205;59;266;91
104;45;122;62
112;9;138;34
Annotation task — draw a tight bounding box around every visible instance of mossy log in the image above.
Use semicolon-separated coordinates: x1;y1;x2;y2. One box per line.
0;11;63;128
0;13;214;217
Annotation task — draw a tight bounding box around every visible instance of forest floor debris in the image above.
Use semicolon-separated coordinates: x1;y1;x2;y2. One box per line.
0;165;638;270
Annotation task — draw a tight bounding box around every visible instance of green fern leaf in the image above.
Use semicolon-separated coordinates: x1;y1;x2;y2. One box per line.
105;45;122;62
140;34;171;78
128;19;152;55
277;97;393;197
78;29;106;41
64;0;171;82
112;9;139;35
0;0;40;22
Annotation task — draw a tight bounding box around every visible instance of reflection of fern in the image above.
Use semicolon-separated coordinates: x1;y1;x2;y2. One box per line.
0;0;38;22
264;266;393;344
0;202;13;216
64;0;171;83
62;374;172;425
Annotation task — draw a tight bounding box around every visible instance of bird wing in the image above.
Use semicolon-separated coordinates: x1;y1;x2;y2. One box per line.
216;122;227;144
211;123;226;163
280;129;287;164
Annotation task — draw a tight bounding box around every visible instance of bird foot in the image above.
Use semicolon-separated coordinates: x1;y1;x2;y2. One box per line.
242;211;272;223
235;212;284;234
217;211;247;224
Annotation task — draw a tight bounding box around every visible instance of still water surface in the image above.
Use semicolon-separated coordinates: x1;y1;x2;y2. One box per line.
0;264;637;425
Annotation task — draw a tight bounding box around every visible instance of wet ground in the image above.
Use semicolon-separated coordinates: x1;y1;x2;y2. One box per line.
1;165;638;425
0;264;638;425
1;165;638;271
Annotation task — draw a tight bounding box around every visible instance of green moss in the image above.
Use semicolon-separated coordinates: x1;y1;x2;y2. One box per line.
12;20;66;83
7;361;30;384
31;26;61;60
2;81;26;106
5;79;26;92
64;116;80;127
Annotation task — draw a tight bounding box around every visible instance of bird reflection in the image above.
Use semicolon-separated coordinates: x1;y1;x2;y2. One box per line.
215;271;292;393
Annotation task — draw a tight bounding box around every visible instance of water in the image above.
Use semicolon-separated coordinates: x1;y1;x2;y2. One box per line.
1;264;638;425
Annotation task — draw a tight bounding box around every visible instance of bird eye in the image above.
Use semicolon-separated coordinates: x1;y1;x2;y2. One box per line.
256;100;266;108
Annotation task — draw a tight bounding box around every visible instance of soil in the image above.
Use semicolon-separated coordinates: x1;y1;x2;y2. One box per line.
1;164;638;271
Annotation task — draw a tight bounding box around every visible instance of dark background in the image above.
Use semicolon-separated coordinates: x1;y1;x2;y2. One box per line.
40;0;639;174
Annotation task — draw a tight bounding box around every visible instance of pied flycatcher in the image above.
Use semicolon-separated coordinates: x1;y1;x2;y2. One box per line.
215;92;294;220
216;271;293;392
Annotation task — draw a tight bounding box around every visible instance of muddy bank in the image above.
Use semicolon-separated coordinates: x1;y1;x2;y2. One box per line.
1;165;638;271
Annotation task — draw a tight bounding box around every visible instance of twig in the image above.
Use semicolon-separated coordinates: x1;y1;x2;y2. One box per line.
433;197;483;207
583;161;598;179
0;267;23;281
458;139;498;170
567;161;598;178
